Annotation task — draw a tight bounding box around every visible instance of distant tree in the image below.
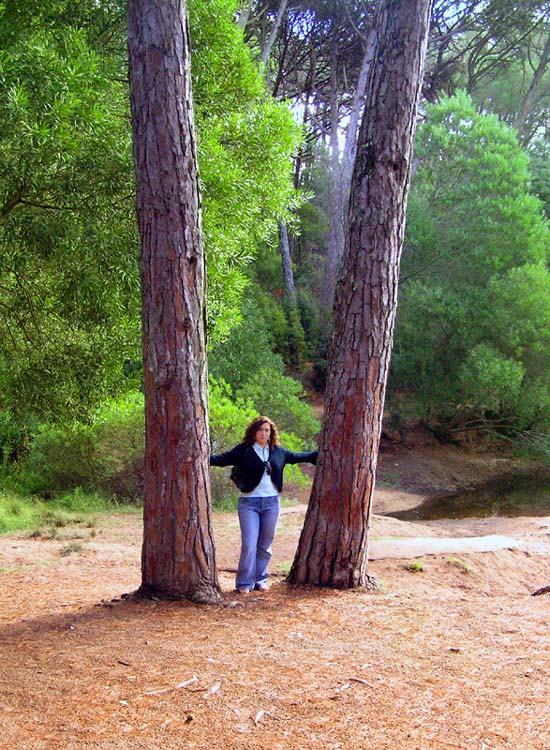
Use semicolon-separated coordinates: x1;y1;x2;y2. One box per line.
289;0;433;588
128;0;221;603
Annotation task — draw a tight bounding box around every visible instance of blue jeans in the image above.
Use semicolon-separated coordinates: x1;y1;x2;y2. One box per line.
236;495;280;591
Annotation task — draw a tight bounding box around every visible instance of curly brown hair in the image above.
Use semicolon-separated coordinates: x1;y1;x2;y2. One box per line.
242;416;280;448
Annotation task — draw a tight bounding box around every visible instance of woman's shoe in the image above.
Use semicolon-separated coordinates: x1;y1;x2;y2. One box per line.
254;582;269;592
236;588;251;594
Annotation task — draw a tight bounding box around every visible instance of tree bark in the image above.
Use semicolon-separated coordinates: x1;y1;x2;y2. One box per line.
128;0;221;604
289;0;433;588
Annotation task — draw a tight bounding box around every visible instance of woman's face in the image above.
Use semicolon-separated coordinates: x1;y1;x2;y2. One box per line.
255;422;271;447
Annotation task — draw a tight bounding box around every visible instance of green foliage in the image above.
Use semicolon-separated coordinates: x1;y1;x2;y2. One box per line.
405;561;424;573
0;10;140;421
238;370;319;444
529;140;550;220
191;0;302;341
210;297;284;389
19;392;144;500
210;297;319;442
458;344;525;413
209;378;255;453
22;423;97;494
392;93;550;435
0;486;115;535
0;0;301;424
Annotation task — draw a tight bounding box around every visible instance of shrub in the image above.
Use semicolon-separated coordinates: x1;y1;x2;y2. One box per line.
21;423;97;495
20;392;144;501
237;368;320;445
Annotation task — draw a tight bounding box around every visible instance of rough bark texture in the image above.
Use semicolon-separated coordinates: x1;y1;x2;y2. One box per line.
128;0;221;604
289;0;433;588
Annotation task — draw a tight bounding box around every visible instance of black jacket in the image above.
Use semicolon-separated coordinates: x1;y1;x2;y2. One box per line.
210;443;317;493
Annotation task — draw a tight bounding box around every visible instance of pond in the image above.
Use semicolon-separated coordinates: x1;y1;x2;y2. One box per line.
386;472;550;521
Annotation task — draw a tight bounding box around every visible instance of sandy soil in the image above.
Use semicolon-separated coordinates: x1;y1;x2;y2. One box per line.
1;446;550;750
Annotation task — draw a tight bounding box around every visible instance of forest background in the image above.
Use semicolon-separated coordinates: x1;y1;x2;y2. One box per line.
1;0;550;528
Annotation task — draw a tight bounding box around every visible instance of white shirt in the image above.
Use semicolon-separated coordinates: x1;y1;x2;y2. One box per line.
240;442;279;497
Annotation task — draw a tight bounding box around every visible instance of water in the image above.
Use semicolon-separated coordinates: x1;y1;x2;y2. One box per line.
387;473;550;521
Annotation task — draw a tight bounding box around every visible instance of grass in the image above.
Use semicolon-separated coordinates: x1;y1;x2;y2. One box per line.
59;541;83;557
447;557;471;573
0;487;138;536
275;559;292;575
405;561;424;572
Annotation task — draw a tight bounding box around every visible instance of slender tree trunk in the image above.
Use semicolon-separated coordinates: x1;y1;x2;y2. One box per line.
260;0;289;68
516;34;550;147
321;27;375;308
128;0;221;604
341;26;377;203
237;1;252;31
321;41;345;308
279;221;296;303
289;0;433;588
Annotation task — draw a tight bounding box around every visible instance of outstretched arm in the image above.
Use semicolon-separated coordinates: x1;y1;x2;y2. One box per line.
210;445;242;467
283;448;318;465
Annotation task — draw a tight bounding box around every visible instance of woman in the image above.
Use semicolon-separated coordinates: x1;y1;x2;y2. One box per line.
210;416;317;594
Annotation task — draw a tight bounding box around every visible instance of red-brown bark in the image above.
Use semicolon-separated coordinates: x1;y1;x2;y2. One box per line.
289;0;433;588
128;0;221;603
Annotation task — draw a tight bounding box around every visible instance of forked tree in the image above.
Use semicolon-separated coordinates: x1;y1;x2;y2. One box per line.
128;0;221;603
288;0;434;588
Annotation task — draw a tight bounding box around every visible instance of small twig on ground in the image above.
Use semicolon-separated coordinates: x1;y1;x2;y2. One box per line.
145;674;199;696
531;585;550;596
253;709;265;726
202;682;221;699
349;677;375;688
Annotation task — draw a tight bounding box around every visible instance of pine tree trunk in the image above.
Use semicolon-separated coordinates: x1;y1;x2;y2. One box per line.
128;0;221;604
289;0;433;588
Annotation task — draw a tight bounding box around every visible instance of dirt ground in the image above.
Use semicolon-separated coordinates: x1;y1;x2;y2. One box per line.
1;444;550;750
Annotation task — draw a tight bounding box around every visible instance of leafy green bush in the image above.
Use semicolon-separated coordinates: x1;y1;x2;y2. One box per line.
19;392;144;501
209;297;284;391
21;423;97;495
92;392;145;500
237;368;320;445
16;367;319;505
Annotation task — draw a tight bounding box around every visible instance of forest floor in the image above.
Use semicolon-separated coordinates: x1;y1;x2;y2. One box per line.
1;441;550;750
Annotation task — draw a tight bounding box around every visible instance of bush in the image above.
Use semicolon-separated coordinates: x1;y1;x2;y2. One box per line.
16;367;320;505
20;392;144;501
237;368;320;445
92;392;145;501
21;422;97;495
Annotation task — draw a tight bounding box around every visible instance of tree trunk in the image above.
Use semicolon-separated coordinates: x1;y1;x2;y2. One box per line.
279;221;296;304
128;0;221;604
260;0;289;68
322;27;376;309
516;34;550;147
321;40;345;309
289;0;433;588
